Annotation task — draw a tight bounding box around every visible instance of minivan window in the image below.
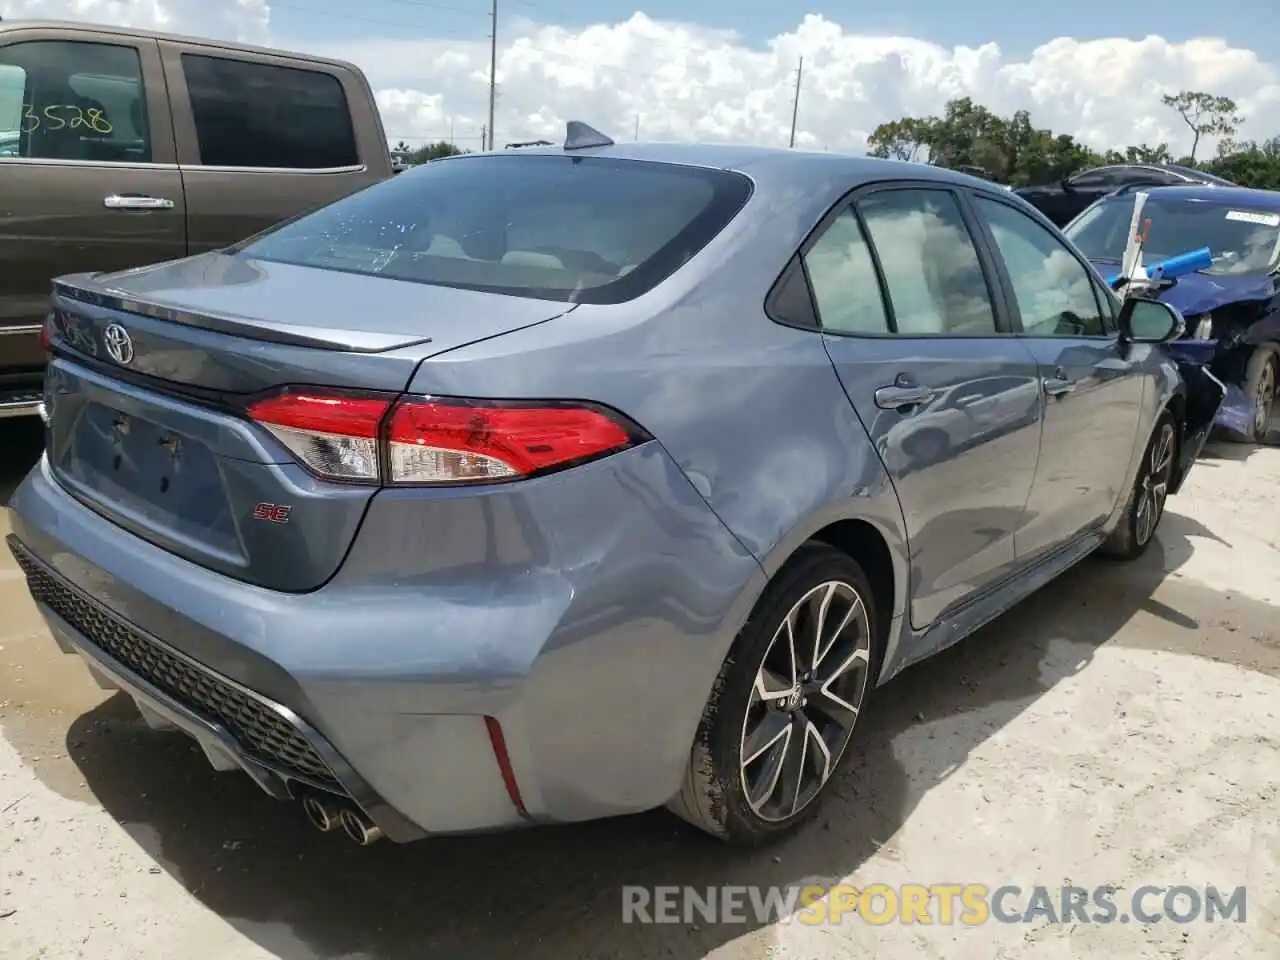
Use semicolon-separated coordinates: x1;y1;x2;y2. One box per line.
181;54;357;169
0;41;151;163
236;154;754;304
856;188;999;335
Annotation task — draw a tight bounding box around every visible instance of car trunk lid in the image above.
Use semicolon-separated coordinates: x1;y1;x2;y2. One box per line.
44;254;574;592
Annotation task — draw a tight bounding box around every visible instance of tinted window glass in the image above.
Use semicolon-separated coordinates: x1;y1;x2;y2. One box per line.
0;41;150;163
1066;197;1280;276
803;209;889;334
182;54;356;169
857;189;998;335
975;196;1106;337
237;154;753;304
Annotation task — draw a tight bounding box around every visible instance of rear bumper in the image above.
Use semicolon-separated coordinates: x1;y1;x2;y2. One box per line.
7;443;763;836
10;539;424;842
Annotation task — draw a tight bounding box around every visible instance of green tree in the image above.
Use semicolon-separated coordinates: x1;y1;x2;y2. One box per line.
1205;136;1280;189
405;140;467;165
1161;91;1243;161
866;117;936;162
862;96;1280;191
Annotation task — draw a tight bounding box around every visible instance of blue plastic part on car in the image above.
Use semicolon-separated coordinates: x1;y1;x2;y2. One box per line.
1145;247;1213;281
1107;246;1214;287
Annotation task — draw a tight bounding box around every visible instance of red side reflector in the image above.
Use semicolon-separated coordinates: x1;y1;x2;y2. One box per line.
38;315;52;352
484;716;527;815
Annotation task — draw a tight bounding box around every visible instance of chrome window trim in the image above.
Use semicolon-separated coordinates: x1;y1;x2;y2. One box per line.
0;156;368;174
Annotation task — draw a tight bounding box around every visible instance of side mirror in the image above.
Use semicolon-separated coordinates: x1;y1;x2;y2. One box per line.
1060;178;1075;191
1118;297;1185;344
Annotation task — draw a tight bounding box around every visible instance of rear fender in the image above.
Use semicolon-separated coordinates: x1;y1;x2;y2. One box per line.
1170;360;1226;494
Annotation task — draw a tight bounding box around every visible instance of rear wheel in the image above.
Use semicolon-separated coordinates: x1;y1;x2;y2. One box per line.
670;545;879;843
1244;345;1277;443
1100;411;1177;561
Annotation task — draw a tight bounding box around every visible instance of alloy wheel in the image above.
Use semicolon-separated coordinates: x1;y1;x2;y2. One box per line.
1255;359;1276;438
1135;421;1175;547
739;580;872;823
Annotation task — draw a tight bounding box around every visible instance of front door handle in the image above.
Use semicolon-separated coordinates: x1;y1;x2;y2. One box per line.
1043;376;1075;397
874;382;936;410
104;194;174;211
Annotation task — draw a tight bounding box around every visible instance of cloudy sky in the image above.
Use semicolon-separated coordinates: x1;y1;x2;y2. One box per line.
2;0;1278;156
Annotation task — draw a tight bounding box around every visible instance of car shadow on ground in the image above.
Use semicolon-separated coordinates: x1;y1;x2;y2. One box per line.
52;511;1222;960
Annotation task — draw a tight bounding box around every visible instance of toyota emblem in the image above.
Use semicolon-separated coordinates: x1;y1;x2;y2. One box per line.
103;323;134;365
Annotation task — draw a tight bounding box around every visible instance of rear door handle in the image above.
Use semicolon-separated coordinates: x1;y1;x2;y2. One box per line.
874;383;936;410
104;194;174;211
1042;376;1075;397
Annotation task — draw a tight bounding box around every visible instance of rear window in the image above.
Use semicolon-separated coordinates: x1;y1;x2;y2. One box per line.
234;154;754;303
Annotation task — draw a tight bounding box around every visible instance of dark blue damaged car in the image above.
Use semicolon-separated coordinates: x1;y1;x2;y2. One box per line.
1065;185;1280;443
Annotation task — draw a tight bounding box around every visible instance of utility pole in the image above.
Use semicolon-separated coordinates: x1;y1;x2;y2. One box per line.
449;116;455;147
486;0;498;149
788;56;803;148
634;116;639;141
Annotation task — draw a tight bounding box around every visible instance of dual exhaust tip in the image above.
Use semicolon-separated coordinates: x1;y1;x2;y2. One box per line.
301;791;384;846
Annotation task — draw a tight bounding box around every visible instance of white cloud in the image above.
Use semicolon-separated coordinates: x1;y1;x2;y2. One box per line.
2;0;1278;158
0;0;270;44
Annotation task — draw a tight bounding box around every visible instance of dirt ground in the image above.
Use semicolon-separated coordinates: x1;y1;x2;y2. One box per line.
1;415;1278;960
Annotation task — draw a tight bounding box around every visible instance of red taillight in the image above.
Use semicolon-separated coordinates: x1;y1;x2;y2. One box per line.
38;314;52;352
247;390;391;483
386;397;638;485
246;389;645;486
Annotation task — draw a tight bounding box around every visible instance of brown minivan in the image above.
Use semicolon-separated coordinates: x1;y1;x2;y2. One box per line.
0;20;394;419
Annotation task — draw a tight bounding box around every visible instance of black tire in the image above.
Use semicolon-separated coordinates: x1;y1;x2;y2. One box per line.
668;544;881;844
1243;345;1277;444
1100;410;1178;561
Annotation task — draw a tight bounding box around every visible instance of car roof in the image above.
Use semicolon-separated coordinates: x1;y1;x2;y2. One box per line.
1101;184;1280;211
0;19;363;73
442;140;1009;195
1081;163;1232;185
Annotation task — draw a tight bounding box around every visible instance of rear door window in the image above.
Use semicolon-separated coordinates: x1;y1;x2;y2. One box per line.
854;188;1000;335
236;154;753;303
181;54;357;169
0;40;151;163
802;208;891;334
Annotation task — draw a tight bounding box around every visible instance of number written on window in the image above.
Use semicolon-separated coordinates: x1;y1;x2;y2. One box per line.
0;40;151;163
21;103;113;134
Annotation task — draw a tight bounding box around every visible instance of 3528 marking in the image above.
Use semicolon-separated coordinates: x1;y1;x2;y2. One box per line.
21;103;113;135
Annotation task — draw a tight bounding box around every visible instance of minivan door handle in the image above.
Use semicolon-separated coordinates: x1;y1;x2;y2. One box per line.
104;194;174;211
874;379;936;410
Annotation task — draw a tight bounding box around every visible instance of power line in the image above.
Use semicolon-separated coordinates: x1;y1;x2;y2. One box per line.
269;1;480;37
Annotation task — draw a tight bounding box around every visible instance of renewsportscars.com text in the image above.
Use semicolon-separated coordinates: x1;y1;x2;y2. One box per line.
621;883;1247;926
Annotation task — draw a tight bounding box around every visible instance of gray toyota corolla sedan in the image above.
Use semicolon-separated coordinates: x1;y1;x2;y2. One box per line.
7;125;1222;847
